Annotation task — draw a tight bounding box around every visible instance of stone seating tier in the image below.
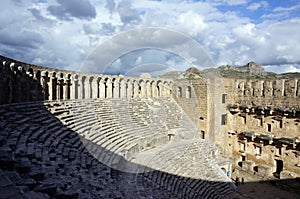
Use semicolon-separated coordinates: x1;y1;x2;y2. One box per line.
0;97;235;198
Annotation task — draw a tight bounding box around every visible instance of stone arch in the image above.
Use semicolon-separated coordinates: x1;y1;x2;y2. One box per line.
99;77;105;98
104;77;112;98
50;72;57;100
72;74;79;99
156;80;163;97
162;81;169;97
27;68;34;78
150;80;156;97
91;76;100;99
87;76;94;99
263;80;272;97
41;71;49;100
139;79;146;97
112;78;120;98
80;76;87;99
35;70;41;82
9;62;15;72
29;70;42;101
145;80;151;97
132;80;139;98
244;81;252;96
119;78;126;98
127;79;133;98
17;65;28;102
65;74;72;100
177;86;182;98
186;85;192;98
237;81;244;95
57;73;64;100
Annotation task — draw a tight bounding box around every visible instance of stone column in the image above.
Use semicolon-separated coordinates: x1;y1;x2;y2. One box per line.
99;79;105;98
49;72;57;100
57;77;64;100
106;78;112;98
292;79;297;97
145;81;151;97
84;77;91;99
41;71;49;100
91;77;98;99
140;81;146;97
64;74;71;100
119;79;126;98
113;79;120;98
71;75;78;100
78;76;84;99
152;82;157;97
133;81;139;98
127;80;133;98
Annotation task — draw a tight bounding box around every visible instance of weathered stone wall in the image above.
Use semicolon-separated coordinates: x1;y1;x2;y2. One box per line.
2;54;299;180
170;78;210;139
0;56;173;104
231;78;300;108
221;77;300;179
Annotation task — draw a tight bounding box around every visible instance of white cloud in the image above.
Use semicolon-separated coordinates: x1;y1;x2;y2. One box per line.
177;11;207;36
246;1;268;11
208;0;249;6
273;3;300;12
47;0;96;21
0;0;299;75
264;64;300;74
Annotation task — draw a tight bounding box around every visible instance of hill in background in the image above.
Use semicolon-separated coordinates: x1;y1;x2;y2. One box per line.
183;62;300;79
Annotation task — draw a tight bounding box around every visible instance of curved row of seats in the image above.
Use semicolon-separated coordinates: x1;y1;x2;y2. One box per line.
0;97;235;198
124;140;235;199
0;102;123;198
49;97;196;167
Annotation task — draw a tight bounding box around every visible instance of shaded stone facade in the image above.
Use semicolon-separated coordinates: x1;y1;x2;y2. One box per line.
219;78;300;180
0;55;173;104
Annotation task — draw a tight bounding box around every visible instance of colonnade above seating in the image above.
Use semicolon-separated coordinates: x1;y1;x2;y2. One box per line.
0;57;173;103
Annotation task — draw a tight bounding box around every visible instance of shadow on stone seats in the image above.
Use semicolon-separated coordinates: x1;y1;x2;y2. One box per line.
1;101;299;198
0;101;238;199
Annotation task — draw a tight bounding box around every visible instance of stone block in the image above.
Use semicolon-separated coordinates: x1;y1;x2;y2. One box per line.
256;165;272;177
241;160;254;172
29;168;45;181
36;182;57;196
280;171;296;179
21;178;37;190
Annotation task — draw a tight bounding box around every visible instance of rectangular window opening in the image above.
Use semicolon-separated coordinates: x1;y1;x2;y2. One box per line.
267;124;272;132
222;94;227;104
221;114;227;125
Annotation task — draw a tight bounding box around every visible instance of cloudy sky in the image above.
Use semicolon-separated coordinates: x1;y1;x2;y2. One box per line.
1;0;300;76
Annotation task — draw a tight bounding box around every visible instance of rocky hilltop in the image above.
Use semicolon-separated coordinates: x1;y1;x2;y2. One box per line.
219;61;266;76
184;62;300;79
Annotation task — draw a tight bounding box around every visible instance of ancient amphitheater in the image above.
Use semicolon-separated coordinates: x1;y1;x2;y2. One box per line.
0;55;299;198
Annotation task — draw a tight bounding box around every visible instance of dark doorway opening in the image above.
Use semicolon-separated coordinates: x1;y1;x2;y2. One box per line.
238;155;246;168
201;131;205;139
242;155;246;161
267;124;272;132
274;159;283;178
